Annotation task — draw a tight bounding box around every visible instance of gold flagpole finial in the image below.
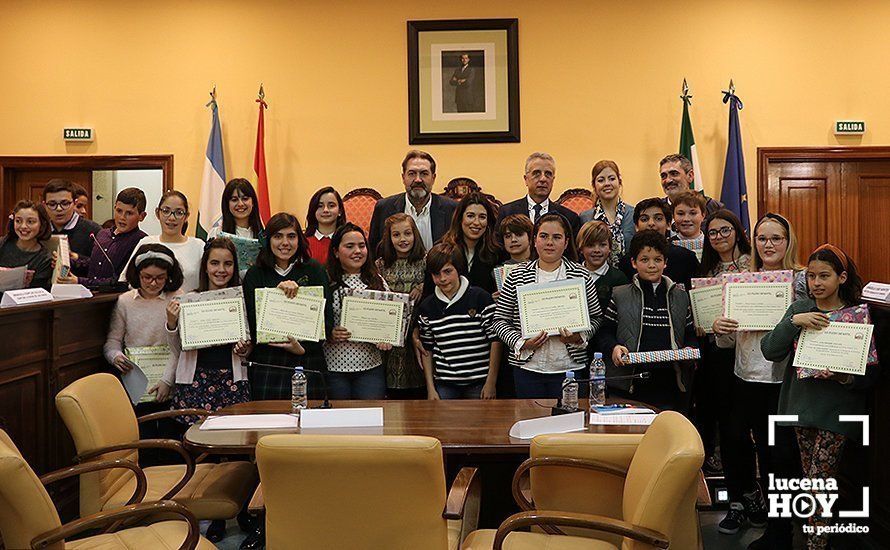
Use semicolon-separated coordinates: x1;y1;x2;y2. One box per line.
258;83;265;101
681;78;692;104
205;85;217;108
728;79;735;95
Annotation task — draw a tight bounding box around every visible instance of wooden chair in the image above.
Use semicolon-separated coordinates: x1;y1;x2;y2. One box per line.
343;187;383;234
556;188;595;214
443;177;481;201
54;373;256;522
0;428;214;549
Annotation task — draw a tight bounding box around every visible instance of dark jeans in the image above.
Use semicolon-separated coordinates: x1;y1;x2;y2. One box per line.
435;380;485;400
326;366;386;400
693;342;735;456
722;376;801;502
514;367;588;400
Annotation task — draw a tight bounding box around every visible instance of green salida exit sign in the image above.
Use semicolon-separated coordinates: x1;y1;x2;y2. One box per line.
63;128;93;141
835;121;865;135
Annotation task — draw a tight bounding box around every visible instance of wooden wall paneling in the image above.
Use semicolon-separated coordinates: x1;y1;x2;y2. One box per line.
13;169;92;206
843;162;890;283
767;161;836;265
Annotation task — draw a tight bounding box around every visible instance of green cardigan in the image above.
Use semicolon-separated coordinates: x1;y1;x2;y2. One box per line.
593;265;629;311
761;298;877;441
242;259;334;400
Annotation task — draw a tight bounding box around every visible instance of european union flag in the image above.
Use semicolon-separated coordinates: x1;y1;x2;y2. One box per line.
720;83;750;234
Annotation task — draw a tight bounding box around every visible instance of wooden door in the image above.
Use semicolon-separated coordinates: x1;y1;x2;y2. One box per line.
14;169;92;209
844;162;890;284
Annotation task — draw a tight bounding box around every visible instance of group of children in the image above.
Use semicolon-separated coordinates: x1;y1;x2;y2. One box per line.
0;169;876;550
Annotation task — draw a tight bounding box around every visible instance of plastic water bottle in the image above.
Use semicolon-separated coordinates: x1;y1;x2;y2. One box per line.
291;367;307;413
590;352;607;410
561;371;579;412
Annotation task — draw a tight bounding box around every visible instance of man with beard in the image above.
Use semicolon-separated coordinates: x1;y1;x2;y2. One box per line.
497;152;581;238
658;154;723;219
369;150;458;253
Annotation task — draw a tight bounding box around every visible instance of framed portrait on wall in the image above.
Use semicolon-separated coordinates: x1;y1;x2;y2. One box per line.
407;19;520;144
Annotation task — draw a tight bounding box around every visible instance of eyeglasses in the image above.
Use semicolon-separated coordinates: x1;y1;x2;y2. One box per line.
526;169;554;180
707;226;734;239
45;200;73;210
139;273;168;285
755;236;787;246
158;207;187;219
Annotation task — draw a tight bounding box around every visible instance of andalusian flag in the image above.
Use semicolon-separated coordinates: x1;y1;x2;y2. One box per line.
196;90;227;240
679;79;704;193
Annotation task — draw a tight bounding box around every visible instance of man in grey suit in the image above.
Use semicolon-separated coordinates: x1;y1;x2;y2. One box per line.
449;53;476;112
497;152;582;238
368;150;458;254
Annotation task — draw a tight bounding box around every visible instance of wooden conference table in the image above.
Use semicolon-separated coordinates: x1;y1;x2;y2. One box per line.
183;398;650;456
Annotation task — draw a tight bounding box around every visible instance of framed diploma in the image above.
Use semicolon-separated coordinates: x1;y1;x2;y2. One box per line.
516;278;590;338
256;288;326;343
341;296;405;346
723;282;792;331
689;277;724;334
180;288;250;351
125;345;171;403
793;322;875;375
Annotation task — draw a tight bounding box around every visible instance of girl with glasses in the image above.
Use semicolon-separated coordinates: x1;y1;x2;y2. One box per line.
121;191;205;291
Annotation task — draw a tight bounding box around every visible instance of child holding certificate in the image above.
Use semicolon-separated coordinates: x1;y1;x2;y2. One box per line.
0;201;53;290
417;243;500;400
242;213;333;401
595;230;697;413
208;178;265;240
761;245;875;550
711;213;804;543
305;186;346;265
376;213;426;398
324;223;390;399
491;213;602;399
151;237;251;417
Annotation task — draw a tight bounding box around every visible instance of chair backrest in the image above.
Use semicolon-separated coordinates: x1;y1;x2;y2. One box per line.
0;429;63;550
622;411;704;547
55;373;140;516
257;434;450;550
556;188;594;214
343;188;382;234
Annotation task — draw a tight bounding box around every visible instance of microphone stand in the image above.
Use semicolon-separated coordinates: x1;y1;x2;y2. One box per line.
241;360;332;409
552;372;651;416
89;232;129;293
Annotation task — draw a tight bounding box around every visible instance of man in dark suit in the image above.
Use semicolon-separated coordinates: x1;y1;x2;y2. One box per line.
369;150;458;254
449;53;476;112
497;152;581;237
616;197;700;290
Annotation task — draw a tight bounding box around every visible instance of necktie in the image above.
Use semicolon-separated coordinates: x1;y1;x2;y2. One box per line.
532;203;542;223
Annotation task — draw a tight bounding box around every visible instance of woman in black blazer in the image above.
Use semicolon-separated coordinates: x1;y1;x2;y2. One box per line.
440;192;503;294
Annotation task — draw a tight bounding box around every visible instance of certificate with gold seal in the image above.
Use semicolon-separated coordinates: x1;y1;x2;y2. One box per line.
179;288;249;351
341;296;405;346
516;278;590;338
255;287;325;343
793;322;875;375
723;282;792;331
256;288;326;343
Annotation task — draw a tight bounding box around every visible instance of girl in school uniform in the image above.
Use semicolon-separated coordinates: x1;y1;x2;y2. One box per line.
208;178;265;240
150;237;251;420
105;243;184;376
711;213;806;545
0;200;53;290
491;213;603;399
375;213;426;398
761;245;874;550
242;212;333;401
441;192;502;294
304;186;346;265
122;191;205;292
324;223;391;399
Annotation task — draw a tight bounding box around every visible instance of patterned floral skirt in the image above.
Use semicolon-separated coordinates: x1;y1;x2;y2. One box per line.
174;367;250;425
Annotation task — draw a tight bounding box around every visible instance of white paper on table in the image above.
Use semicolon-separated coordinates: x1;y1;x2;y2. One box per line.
588;414;656;426
299;407;384;428
0;266;27;292
508;411;586;440
199;414;299;430
863;282;890;303
121;366;149;405
0;287;53;307
51;283;93;300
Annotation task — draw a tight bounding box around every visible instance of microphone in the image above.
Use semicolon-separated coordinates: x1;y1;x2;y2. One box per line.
552;372;651;416
90;233;129;293
241;360;332;409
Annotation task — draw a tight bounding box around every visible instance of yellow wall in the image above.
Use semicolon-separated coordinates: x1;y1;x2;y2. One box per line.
2;0;888;230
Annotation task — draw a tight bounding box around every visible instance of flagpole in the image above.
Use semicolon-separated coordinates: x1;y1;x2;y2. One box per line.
255;84;272;225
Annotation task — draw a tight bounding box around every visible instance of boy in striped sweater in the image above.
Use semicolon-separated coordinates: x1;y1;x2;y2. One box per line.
417;243;501;400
